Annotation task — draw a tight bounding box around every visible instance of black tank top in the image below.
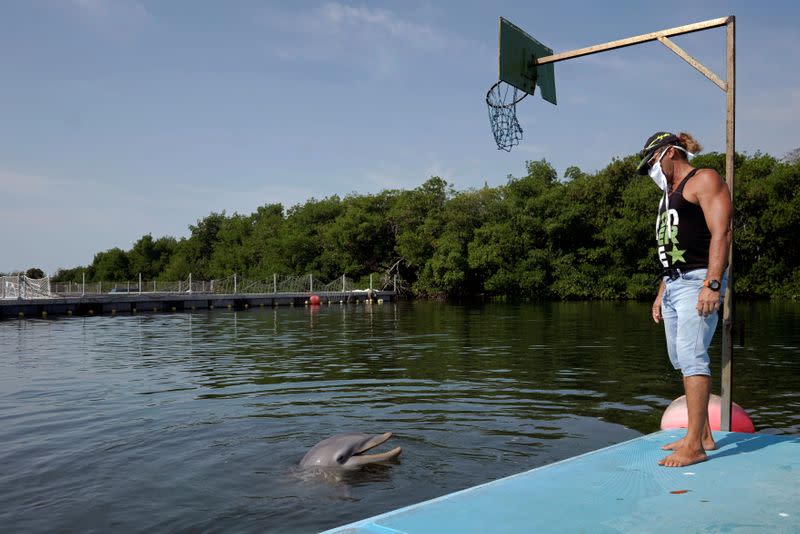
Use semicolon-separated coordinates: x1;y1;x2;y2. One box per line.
655;168;711;271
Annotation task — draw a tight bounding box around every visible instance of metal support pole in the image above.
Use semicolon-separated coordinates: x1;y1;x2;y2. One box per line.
82;272;85;297
18;273;23;300
342;274;346;292
139;273;142;294
234;273;237;294
189;273;192;293
370;273;373;292
274;273;277;293
310;274;313;293
153;280;156;293
720;16;736;432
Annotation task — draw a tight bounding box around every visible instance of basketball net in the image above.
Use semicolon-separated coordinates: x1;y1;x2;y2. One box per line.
486;80;527;151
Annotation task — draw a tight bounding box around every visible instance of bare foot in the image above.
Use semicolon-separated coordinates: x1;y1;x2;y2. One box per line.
658;448;708;467
661;435;716;451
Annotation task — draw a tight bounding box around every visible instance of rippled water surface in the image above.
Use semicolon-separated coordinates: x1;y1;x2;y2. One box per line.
1;301;798;532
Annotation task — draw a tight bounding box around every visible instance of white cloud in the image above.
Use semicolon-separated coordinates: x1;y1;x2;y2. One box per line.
259;2;488;76
315;2;448;49
0;170;138;273
0;169;314;273
69;0;153;39
355;159;458;193
422;161;454;183
513;144;550;157
168;181;318;214
738;87;800;158
262;2;445;49
360;171;405;191
0;171;61;195
741;87;800;124
578;53;635;72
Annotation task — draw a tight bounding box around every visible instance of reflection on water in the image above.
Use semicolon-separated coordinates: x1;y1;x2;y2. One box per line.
0;301;798;532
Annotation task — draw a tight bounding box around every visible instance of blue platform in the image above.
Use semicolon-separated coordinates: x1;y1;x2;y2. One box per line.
324;431;800;533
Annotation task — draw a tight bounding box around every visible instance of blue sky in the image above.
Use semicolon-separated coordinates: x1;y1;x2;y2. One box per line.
2;0;798;274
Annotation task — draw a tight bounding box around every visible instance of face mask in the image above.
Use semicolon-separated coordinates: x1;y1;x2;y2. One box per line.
648;149;669;191
648;145;695;191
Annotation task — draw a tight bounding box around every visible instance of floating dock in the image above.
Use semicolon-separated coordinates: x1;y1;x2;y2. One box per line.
324;430;799;533
0;291;395;320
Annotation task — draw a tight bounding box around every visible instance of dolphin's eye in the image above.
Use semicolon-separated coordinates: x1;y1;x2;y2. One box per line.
336;455;345;464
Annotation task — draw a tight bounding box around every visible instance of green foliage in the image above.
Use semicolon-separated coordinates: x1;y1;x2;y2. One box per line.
92;248;131;281
129;234;176;279
50;266;87;283
50;152;800;299
388;177;451;285
25;267;45;279
733;153;800;297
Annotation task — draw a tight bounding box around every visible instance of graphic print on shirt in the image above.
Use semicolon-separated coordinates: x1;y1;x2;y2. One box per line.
656;208;687;267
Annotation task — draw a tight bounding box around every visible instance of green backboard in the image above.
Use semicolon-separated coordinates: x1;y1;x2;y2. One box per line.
498;17;557;105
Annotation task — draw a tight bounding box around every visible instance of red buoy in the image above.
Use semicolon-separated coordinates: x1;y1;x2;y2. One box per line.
309;295;321;305
661;394;755;433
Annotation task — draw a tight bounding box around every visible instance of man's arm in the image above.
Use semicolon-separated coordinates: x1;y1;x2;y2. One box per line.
694;168;732;316
653;279;665;323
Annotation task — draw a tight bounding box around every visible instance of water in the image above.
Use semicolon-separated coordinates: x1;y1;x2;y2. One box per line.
1;301;798;532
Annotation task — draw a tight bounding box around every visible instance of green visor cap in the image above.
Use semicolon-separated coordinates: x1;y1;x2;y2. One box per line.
636;131;679;175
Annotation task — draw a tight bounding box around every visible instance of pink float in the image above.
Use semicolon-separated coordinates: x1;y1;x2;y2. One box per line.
309;295;321;306
660;394;755;433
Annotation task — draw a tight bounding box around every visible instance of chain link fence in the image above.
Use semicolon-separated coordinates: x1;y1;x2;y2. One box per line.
4;273;401;300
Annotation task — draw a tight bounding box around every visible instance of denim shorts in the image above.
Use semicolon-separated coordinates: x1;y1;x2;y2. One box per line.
661;268;727;377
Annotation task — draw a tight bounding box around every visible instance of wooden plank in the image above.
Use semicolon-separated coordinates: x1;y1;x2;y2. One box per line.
535;16;730;65
657;36;727;91
720;17;736;432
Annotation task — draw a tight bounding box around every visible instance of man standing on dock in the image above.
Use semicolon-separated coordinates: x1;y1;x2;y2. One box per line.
637;131;732;468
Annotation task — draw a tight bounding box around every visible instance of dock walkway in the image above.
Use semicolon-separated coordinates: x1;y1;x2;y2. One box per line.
325;430;799;533
0;290;395;320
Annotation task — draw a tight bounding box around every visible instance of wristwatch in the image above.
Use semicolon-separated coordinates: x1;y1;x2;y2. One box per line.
704;279;721;291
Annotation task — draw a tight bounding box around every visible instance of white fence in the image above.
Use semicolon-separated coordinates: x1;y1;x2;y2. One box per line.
3;273;400;300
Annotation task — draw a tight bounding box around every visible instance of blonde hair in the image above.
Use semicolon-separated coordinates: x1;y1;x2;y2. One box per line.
677;132;702;154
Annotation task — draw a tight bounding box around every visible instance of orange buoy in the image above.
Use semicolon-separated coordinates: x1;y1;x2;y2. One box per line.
661;394;755;433
309;294;321;305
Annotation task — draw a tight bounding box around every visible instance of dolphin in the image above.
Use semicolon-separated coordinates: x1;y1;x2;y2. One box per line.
300;432;402;469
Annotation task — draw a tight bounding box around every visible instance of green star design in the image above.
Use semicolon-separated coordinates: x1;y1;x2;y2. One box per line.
667;246;687;263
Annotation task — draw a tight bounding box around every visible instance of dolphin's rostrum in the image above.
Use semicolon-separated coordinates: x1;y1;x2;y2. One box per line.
300;432;402;469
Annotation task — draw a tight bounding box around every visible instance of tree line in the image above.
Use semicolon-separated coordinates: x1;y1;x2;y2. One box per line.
45;151;799;299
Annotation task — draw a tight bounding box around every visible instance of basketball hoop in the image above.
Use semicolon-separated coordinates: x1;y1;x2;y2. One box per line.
486;80;528;151
487;18;557;152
